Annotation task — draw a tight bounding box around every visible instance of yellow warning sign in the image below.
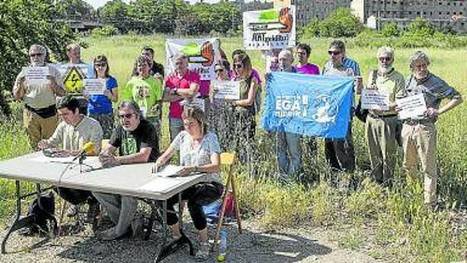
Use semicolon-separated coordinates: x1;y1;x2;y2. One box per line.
63;66;85;94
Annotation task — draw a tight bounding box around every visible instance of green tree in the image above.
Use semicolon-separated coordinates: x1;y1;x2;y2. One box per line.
381;22;400;37
54;0;97;20
98;0;131;33
317;8;363;37
0;0;76;115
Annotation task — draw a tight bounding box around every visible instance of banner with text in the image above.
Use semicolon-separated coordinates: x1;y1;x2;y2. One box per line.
165;38;221;80
261;72;354;139
243;6;296;50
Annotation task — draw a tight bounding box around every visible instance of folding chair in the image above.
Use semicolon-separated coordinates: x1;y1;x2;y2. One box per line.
214;152;242;247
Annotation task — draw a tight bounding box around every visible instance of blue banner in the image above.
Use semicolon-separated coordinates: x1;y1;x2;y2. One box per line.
261;72;354;139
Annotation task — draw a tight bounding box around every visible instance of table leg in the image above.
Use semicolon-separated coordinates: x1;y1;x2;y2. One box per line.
154;194;194;262
1;181;36;254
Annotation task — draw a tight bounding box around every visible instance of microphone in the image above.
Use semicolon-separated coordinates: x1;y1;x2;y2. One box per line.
72;142;95;161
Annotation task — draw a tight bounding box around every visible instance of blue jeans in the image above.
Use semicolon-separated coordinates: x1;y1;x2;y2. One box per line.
276;132;302;175
169;117;184;142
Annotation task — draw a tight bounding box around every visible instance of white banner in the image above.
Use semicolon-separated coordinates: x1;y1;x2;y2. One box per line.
24;66;49;85
212;80;240;100
361;89;390;111
243;6;296;50
396;94;427;120
165;38;221;80
182;97;207;112
83;79;106;95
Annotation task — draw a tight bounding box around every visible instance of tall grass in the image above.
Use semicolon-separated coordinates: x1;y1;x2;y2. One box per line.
0;35;465;261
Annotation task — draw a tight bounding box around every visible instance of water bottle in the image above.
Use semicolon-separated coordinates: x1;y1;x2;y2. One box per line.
217;229;228;262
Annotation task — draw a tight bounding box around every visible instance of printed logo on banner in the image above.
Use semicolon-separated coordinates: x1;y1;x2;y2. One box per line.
166;38;221;80
243;6;296;50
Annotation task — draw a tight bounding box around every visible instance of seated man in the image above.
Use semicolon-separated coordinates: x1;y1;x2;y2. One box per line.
38;96;103;220
94;101;159;240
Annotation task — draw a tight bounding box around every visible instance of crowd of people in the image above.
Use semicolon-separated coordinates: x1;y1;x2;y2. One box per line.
12;40;463;259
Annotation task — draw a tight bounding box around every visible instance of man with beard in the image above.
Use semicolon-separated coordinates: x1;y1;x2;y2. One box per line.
364;47;405;187
13;44;65;148
397;51;462;208
94;101;159;240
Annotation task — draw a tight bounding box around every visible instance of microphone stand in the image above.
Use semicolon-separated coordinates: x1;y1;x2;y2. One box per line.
78;155;86;173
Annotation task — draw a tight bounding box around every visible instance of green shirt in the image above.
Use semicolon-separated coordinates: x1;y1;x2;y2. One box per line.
123;76;163;118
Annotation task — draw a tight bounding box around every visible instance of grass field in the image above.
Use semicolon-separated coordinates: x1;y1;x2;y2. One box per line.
0;35;466;262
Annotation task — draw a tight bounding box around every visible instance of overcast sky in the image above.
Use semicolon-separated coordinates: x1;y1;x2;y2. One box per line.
84;0;260;9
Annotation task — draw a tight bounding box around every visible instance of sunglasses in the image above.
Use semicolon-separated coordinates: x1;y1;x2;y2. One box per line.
379;57;392;61
95;63;107;67
118;113;135;119
29;53;43;57
233;63;243;69
328;50;341;56
215;68;224;73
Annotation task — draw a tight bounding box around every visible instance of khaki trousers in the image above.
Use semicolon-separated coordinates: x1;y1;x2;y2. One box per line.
23;109;58;148
365;115;398;186
401;122;437;205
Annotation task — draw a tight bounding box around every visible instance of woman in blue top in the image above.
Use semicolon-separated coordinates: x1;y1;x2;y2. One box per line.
88;55;118;139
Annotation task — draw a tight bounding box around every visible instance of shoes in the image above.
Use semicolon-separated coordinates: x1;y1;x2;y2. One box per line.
97;227;127;241
66;205;80;217
86;202;100;223
195;241;210;261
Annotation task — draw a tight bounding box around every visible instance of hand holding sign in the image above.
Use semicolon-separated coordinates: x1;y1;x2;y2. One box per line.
83;79;106;95
396;94;427;120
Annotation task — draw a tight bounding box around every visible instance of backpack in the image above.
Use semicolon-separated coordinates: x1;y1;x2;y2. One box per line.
20;191;57;236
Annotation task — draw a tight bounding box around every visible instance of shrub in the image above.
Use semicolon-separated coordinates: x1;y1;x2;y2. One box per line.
91;25;119;37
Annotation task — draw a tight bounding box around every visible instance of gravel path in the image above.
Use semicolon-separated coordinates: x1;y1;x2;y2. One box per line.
0;219;379;263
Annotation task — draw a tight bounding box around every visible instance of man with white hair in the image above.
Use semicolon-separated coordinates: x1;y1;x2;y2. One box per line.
365;47;405;187
13;44;65;148
397;51;462;207
275;49;302;178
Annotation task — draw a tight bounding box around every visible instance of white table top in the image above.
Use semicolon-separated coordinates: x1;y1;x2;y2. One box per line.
0;152;210;200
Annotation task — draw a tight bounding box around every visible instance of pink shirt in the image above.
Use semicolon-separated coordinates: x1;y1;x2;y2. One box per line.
165;70;201;119
199;80;210;97
296;63;320;75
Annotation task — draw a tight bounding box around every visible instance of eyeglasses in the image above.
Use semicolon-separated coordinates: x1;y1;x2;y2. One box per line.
215;68;224;73
183;120;197;127
118;113;135;119
95;63;107;67
29;53;43;57
379;57;392;62
233;63;243;69
328;50;341;56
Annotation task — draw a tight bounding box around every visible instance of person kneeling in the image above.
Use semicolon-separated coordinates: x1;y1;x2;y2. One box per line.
153;106;223;260
95;101;159;240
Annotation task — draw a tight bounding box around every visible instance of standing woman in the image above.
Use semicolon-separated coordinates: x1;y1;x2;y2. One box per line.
88;55;118;139
230;53;259;163
153;106;223;260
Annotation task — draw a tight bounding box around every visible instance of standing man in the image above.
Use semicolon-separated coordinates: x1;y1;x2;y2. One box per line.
275;50;302;178
322;40;362;174
38;96;103;219
63;43;94;114
132;46;165;79
164;54;200;141
397;51;462;207
365;47;405;187
13;44;65;148
124;55;163;147
95;101;159;240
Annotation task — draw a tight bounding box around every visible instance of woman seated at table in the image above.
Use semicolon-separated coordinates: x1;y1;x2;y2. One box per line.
153;106;223;260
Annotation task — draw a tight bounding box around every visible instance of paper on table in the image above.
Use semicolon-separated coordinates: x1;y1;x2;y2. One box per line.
396;94;427;120
152;164;184;177
31;155;74;164
138;177;181;193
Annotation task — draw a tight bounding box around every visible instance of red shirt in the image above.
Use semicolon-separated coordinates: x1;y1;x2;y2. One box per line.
165;70;201;118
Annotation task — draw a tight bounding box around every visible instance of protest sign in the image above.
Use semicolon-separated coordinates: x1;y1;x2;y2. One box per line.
182;97;207;112
243;6;296;50
24;66;49;85
396;94;427;119
361;89;390;111
166;38;221;80
262;72;354;139
60;64;92;94
212;80;240;100
83;79;106;95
